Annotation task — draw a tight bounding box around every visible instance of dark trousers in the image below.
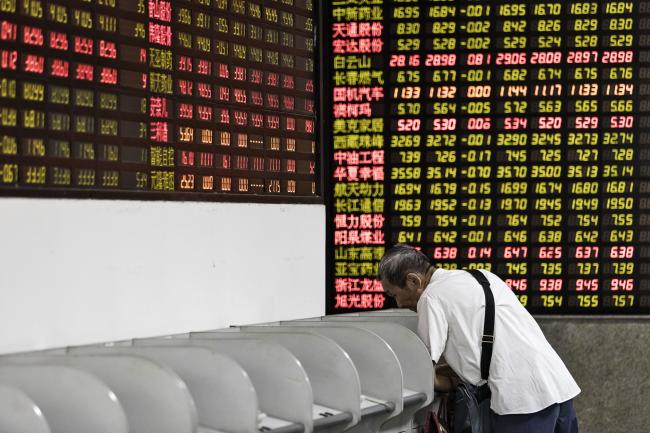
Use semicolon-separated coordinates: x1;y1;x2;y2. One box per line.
493;399;578;433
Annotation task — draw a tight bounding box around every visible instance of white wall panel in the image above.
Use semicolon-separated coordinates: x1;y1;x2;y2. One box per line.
0;199;325;353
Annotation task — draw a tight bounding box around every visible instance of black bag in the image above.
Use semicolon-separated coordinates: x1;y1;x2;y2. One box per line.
453;270;495;433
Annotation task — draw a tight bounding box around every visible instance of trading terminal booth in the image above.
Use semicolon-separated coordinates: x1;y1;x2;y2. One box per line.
0;311;433;433
184;330;361;433
271;320;433;433
191;328;400;433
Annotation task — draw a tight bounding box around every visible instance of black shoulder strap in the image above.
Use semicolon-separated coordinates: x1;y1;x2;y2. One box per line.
464;269;494;381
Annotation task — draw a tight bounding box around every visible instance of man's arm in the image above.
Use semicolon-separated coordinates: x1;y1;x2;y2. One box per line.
434;362;460;392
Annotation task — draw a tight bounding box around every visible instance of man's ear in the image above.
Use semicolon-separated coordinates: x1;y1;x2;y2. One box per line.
405;272;422;291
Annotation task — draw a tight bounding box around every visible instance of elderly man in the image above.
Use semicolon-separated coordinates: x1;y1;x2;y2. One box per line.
378;244;580;433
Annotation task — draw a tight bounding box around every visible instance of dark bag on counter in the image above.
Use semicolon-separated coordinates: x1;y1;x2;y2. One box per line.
453;270;496;433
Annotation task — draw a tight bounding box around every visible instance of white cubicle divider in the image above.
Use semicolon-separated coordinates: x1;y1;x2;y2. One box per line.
323;312;418;334
0;364;129;433
245;324;403;433
68;345;258;433
291;320;433;433
190;329;360;433
0;309;428;433
0;384;52;433
3;355;197;433
133;337;312;433
345;309;416;317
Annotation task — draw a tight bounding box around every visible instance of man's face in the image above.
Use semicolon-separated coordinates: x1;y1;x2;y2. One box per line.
381;273;422;310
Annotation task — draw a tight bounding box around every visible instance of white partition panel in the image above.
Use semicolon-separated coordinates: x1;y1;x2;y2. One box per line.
250;324;403;433
69;345;258;433
293;321;432;405
0;365;128;433
192;330;361;430
134;337;312;433
297;321;433;433
275;324;404;416
5;355;197;433
323;314;418;334
0;385;52;433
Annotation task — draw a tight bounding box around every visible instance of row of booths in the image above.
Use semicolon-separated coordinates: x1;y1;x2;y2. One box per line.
0;310;432;433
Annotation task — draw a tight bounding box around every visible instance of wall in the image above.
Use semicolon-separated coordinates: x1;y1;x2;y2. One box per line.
538;317;650;433
0;198;325;354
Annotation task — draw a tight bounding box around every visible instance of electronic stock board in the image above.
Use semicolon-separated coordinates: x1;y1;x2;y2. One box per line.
0;0;318;200
325;0;650;314
3;0;650;314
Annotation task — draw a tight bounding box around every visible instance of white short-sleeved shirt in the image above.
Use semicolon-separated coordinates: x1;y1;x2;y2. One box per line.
417;268;580;415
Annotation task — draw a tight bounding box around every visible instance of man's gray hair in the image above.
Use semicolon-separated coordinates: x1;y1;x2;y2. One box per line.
378;244;431;288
